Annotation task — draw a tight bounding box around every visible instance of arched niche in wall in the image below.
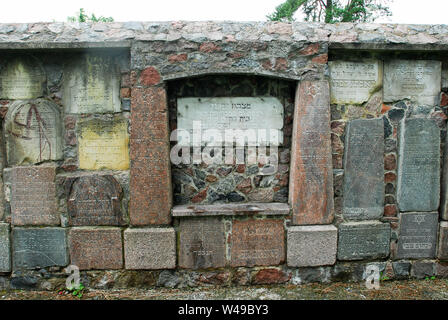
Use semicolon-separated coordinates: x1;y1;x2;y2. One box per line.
167;74;296;207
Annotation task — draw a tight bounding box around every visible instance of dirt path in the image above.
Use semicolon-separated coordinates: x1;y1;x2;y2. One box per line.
1;279;448;300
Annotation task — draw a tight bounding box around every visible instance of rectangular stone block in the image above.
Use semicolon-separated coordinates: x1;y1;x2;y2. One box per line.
0;56;46;99
78;117;129;170
177;97;284;146
384;60;441;105
5;99;63;166
329;60;383;104
12;227;68;270
287;225;337;267
337;221;390;261
178;218;226;269
66;174;124;226
129;87;172;225
438;221;448;260
230;219;285;267
11;166;59;226
0;223;10;272
69;227;123;270
62;54;121;114
440;132;448;220
124;228;176;269
397;118;440;212
343;119;384;219
289;80;334;225
397;212;438;259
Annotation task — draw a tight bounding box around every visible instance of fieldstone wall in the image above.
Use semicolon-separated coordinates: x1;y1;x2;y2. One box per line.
0;21;448;290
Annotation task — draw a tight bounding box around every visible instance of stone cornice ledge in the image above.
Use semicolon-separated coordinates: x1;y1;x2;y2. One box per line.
0;21;447;50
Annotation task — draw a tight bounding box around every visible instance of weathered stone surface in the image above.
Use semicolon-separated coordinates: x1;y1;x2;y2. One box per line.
66;175;124;226
343;119;384;220
63;54;120;114
438;221;448;260
329;60;382;104
440;131;448;220
397;119;440;212
384;60;441;105
177;97;284;146
5;99;63;166
337;221;391;261
129;87;172;225
68;227;123;270
230;219;284;267
12;227;68;269
171;202;290;217
0;223;10;272
124;228;176;270
78;117;129;170
289;81;334;225
287;225;337;267
11;166;59;226
397;212;438;259
178;218;226;269
0;55;46;99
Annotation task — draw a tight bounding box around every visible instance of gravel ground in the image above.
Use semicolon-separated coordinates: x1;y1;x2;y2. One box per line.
1;279;448;300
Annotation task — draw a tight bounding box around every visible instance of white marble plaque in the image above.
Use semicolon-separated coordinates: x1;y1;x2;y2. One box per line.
63;54;121;114
5;99;63;165
177;97;284;146
0;56;46;99
384;60;441;105
329;60;382;104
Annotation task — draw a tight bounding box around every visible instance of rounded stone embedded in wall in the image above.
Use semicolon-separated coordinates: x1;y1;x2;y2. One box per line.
5;99;63;166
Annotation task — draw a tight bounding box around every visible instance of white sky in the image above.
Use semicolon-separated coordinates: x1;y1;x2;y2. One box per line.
0;0;446;24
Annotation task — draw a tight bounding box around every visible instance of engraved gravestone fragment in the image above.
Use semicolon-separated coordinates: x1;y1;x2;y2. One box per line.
63;54;121;114
337;221;390;260
230;219;284;267
289;81;334;225
5;99;63;166
397;212;438;259
343;119;384;219
66;175;124;226
68;227;123;270
12;227;68;269
438;221;448;260
11;166;59;226
0;55;46;99
397;118;440;212
177;97;284;146
178;218;226;269
384;60;441;105
78;117;129;170
0;223;10;272
329;60;382;104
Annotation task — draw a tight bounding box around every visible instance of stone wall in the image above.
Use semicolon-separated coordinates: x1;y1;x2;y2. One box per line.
1;21;448;290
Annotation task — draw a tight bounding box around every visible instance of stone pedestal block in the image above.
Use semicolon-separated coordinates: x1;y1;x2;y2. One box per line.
287;225;337;267
337;221;390;261
68;227;123;270
124;228;176;270
0;223;10;272
12;227;68;270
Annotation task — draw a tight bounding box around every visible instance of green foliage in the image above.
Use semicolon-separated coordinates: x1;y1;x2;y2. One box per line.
267;0;392;23
379;271;389;282
67;8;114;23
425;276;436;281
65;283;85;299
